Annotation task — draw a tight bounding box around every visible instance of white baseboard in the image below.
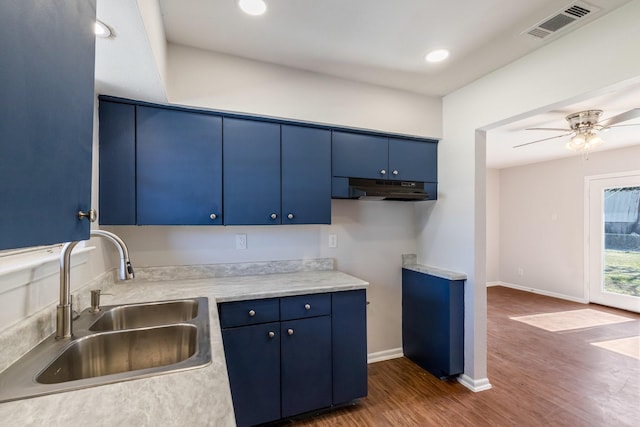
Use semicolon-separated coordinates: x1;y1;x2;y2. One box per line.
493;281;588;304
486;281;501;287
368;348;403;364
457;374;492;392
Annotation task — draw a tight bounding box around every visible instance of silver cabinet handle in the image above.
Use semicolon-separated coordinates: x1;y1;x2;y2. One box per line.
287;213;294;220
380;169;386;175
268;331;275;338
249;310;256;317
78;209;97;222
392;170;399;175
304;304;311;310
270;213;277;220
209;213;217;220
287;328;294;336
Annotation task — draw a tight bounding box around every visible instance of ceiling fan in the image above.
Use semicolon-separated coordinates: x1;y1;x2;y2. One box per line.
513;108;640;151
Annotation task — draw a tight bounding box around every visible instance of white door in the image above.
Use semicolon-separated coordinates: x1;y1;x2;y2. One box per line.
587;172;640;313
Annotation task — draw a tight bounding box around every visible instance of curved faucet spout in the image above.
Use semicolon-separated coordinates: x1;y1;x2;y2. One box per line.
57;230;134;339
90;229;135;280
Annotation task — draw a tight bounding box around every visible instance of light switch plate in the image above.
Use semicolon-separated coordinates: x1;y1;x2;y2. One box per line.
328;234;337;248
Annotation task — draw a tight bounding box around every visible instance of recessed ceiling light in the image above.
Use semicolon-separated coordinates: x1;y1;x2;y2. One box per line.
425;49;450;63
94;20;112;38
238;0;267;16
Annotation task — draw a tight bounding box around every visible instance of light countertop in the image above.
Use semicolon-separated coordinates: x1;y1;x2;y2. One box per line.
0;262;368;426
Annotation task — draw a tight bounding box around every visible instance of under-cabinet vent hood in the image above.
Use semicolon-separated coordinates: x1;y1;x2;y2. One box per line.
342;178;433;201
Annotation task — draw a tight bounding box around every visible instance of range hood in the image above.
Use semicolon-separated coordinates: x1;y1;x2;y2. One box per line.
339;178;434;201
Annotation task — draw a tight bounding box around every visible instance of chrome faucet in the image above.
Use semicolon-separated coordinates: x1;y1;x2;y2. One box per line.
57;229;135;339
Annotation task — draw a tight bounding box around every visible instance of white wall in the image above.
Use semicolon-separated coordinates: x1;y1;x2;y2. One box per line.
417;0;640;386
486;168;500;283
167;44;442;138
499;145;640;301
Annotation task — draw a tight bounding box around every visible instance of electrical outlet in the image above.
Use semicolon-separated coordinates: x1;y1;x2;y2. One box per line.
328;234;337;248
235;234;247;250
517;267;524;277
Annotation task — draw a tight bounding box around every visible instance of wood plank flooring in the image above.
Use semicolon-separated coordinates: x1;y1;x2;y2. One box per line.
278;286;640;427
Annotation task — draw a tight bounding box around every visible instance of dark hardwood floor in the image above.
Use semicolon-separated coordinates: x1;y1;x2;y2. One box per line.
280;286;640;427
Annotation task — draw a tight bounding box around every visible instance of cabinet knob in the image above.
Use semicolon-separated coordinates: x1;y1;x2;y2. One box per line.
248;310;256;317
287;328;294;336
380;169;386;175
78;209;97;223
392;170;399;175
270;213;277;220
287;213;294;220
209;213;217;220
304;304;311;310
268;331;275;338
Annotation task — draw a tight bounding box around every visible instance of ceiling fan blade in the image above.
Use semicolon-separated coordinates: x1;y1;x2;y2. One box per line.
513;132;573;148
525;127;570;131
597;108;640;128
606;123;640;129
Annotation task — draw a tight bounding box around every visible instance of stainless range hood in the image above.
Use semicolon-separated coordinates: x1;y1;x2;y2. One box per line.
334;178;435;201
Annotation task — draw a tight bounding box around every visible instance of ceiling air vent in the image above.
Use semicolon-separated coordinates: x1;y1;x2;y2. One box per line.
523;1;600;40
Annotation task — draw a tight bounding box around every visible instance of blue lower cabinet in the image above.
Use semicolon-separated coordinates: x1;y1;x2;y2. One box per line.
332;290;368;404
221;322;281;427
281;316;332;418
220;291;367;425
402;269;464;379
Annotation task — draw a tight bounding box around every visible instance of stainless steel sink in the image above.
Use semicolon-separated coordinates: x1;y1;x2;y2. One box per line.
89;299;199;331
0;297;211;403
38;325;197;384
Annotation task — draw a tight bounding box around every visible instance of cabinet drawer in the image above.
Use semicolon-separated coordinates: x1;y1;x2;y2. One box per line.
219;299;280;328
281;294;331;320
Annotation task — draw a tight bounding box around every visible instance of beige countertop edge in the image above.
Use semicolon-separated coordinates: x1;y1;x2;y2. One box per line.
402;264;467;281
0;270;368;427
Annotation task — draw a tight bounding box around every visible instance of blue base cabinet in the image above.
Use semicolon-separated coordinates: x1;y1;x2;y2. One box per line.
219;290;367;427
402;268;464;379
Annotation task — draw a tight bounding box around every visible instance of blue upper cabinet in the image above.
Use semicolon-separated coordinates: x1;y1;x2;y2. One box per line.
281;125;331;224
137;106;223;225
388;138;437;183
332;131;388;180
0;0;96;250
332;131;438;183
223;118;281;225
99;101;136;225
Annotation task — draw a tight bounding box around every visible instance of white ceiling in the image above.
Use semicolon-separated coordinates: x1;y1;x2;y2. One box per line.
95;0;639;169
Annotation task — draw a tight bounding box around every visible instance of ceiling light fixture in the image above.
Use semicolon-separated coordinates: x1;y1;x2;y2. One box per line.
238;0;267;16
565;129;603;152
94;20;112;38
425;49;450;63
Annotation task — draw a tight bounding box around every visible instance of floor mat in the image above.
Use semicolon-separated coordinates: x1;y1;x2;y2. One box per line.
509;308;635;332
591;336;640;360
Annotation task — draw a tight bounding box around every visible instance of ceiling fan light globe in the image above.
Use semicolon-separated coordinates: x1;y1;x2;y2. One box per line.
587;133;604;147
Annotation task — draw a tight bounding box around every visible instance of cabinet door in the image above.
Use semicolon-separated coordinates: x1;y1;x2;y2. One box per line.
224;118;281;225
136;106;222;225
281;316;332;418
222;322;281;427
332;131;388;180
332;290;368;404
281;125;331;224
388;138;437;182
0;0;96;249
99;101;136;225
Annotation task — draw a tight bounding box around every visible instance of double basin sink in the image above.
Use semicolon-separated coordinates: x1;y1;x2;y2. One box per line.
0;297;211;403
